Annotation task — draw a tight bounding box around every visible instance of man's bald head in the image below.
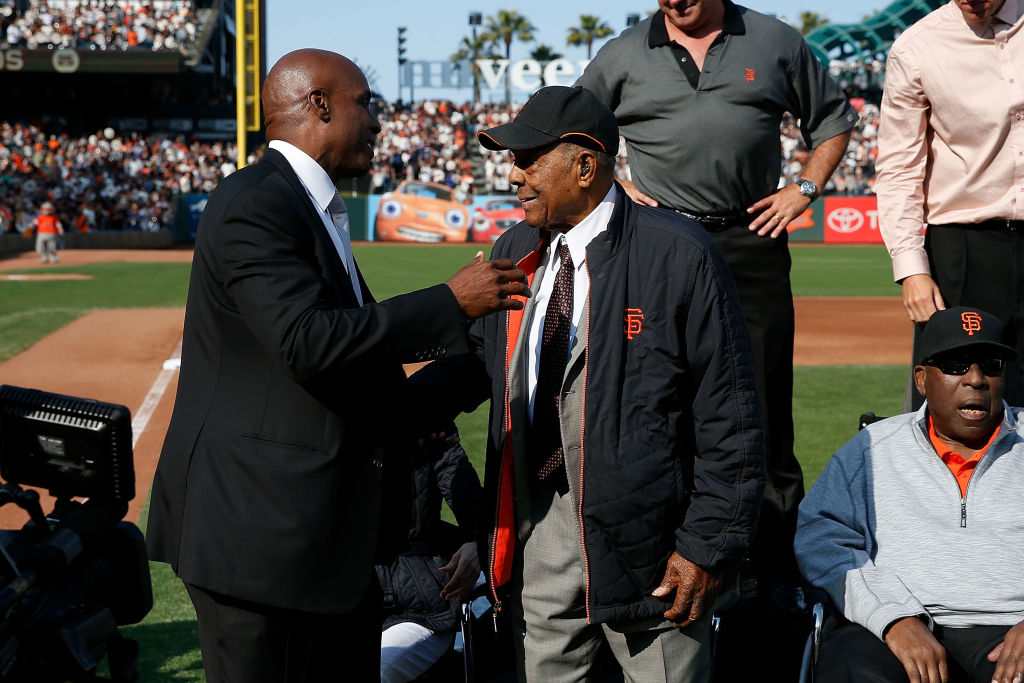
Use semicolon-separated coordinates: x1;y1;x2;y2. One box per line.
263;49;356;141
262;49;380;181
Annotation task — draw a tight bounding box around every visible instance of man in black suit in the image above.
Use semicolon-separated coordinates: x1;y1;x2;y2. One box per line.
145;49;527;682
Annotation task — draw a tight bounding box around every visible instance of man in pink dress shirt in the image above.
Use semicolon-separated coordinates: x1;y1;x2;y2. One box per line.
876;0;1024;409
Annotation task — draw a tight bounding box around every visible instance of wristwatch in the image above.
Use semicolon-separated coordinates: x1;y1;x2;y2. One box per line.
796;178;819;201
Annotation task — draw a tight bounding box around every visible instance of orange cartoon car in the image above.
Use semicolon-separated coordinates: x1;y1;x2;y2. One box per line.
374;180;471;243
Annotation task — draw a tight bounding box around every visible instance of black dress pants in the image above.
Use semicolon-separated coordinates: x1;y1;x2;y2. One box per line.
908;224;1024;410
706;226;803;585
186;578;382;683
816;619;1009;682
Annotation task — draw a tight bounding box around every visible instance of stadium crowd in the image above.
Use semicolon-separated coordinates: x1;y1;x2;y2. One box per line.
829;55;887;98
0;0;198;53
0;98;879;236
780;103;879;196
372;98;879;198
0;121;238;234
370;99;511;200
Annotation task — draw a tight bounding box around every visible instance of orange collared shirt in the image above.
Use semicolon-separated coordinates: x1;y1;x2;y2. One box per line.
928;415;1000;498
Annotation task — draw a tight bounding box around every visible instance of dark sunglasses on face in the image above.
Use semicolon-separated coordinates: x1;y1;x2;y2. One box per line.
923;356;1007;377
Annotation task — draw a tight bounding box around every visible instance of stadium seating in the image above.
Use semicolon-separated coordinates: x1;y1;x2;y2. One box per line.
0;121;240;233
0;0;198;53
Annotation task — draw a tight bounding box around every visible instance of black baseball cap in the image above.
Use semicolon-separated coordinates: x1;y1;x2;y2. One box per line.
478;86;619;155
916;307;1017;364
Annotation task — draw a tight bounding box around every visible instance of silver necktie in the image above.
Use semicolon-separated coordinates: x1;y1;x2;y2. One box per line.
327;194;363;306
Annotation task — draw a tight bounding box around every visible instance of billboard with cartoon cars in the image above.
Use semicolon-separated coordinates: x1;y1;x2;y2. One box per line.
374;180;471;242
471;197;525;243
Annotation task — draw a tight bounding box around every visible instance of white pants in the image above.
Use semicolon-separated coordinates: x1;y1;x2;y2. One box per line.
380;621;453;683
35;233;58;262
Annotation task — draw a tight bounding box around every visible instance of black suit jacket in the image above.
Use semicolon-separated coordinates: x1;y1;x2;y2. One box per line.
146;148;468;614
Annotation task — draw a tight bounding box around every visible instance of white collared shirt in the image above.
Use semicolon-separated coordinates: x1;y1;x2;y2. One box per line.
268;140;361;303
526;185;618;421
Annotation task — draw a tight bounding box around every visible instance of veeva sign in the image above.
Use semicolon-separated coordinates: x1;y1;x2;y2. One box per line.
400;58;591;91
475;59;591;91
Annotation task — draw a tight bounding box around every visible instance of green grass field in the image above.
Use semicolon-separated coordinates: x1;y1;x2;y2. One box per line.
0;243;905;680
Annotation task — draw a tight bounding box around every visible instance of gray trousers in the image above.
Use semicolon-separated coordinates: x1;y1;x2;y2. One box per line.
509;480;711;683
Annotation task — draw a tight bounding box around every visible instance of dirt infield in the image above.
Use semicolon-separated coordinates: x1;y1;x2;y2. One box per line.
0;248;195;271
794;297;911;365
0;249;912;529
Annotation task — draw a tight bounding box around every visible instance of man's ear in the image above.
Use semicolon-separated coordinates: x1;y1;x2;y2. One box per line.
578;151;596;188
309;88;331;122
913;365;928;398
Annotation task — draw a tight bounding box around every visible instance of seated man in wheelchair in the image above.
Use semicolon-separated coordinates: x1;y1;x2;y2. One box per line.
795;307;1024;683
377;434;483;682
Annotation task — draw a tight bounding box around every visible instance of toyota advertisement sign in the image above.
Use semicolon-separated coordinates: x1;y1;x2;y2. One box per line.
823;196;884;244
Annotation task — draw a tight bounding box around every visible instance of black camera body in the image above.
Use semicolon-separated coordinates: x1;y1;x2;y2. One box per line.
0;385;153;682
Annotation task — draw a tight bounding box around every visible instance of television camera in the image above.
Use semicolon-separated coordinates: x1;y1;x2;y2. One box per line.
0;385;153;682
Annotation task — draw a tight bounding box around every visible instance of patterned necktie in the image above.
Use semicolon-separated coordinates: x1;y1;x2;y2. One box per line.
533;240;574;487
327;194;363;306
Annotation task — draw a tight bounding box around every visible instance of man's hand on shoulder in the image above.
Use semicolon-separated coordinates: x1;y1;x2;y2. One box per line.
619;178;659;207
988;620;1024;683
652;551;722;628
746;185;811;239
884;616;949;683
446;251;528;318
901;273;946;323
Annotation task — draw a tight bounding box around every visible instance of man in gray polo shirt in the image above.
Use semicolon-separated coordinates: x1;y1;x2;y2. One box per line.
579;0;856;619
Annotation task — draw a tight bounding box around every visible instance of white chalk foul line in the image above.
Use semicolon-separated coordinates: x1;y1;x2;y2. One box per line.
132;338;182;448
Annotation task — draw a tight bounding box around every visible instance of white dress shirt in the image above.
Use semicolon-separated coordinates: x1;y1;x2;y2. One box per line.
268;139;363;304
526;185;617;421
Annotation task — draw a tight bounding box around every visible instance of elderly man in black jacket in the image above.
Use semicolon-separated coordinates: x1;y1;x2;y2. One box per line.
415;86;764;682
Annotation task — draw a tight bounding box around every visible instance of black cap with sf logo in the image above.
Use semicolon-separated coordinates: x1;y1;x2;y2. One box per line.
917;307;1017;364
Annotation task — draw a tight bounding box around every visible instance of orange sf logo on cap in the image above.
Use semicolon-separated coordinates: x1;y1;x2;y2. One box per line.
961;311;983;336
744;68;756;82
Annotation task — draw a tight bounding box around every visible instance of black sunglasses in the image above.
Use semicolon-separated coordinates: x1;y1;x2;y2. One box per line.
923;356;1007;376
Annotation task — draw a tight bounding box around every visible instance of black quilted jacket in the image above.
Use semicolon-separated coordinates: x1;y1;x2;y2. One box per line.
484;188;765;624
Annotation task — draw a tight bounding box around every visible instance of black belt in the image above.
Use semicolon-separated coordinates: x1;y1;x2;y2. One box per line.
931;219;1024;232
672;208;753;231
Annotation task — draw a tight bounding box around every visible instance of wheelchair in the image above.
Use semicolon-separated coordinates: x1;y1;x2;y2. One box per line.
414;578;516;683
796;411;886;683
797;602;827;683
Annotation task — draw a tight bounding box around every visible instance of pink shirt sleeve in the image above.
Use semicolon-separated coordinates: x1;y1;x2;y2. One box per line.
875;45;932;283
